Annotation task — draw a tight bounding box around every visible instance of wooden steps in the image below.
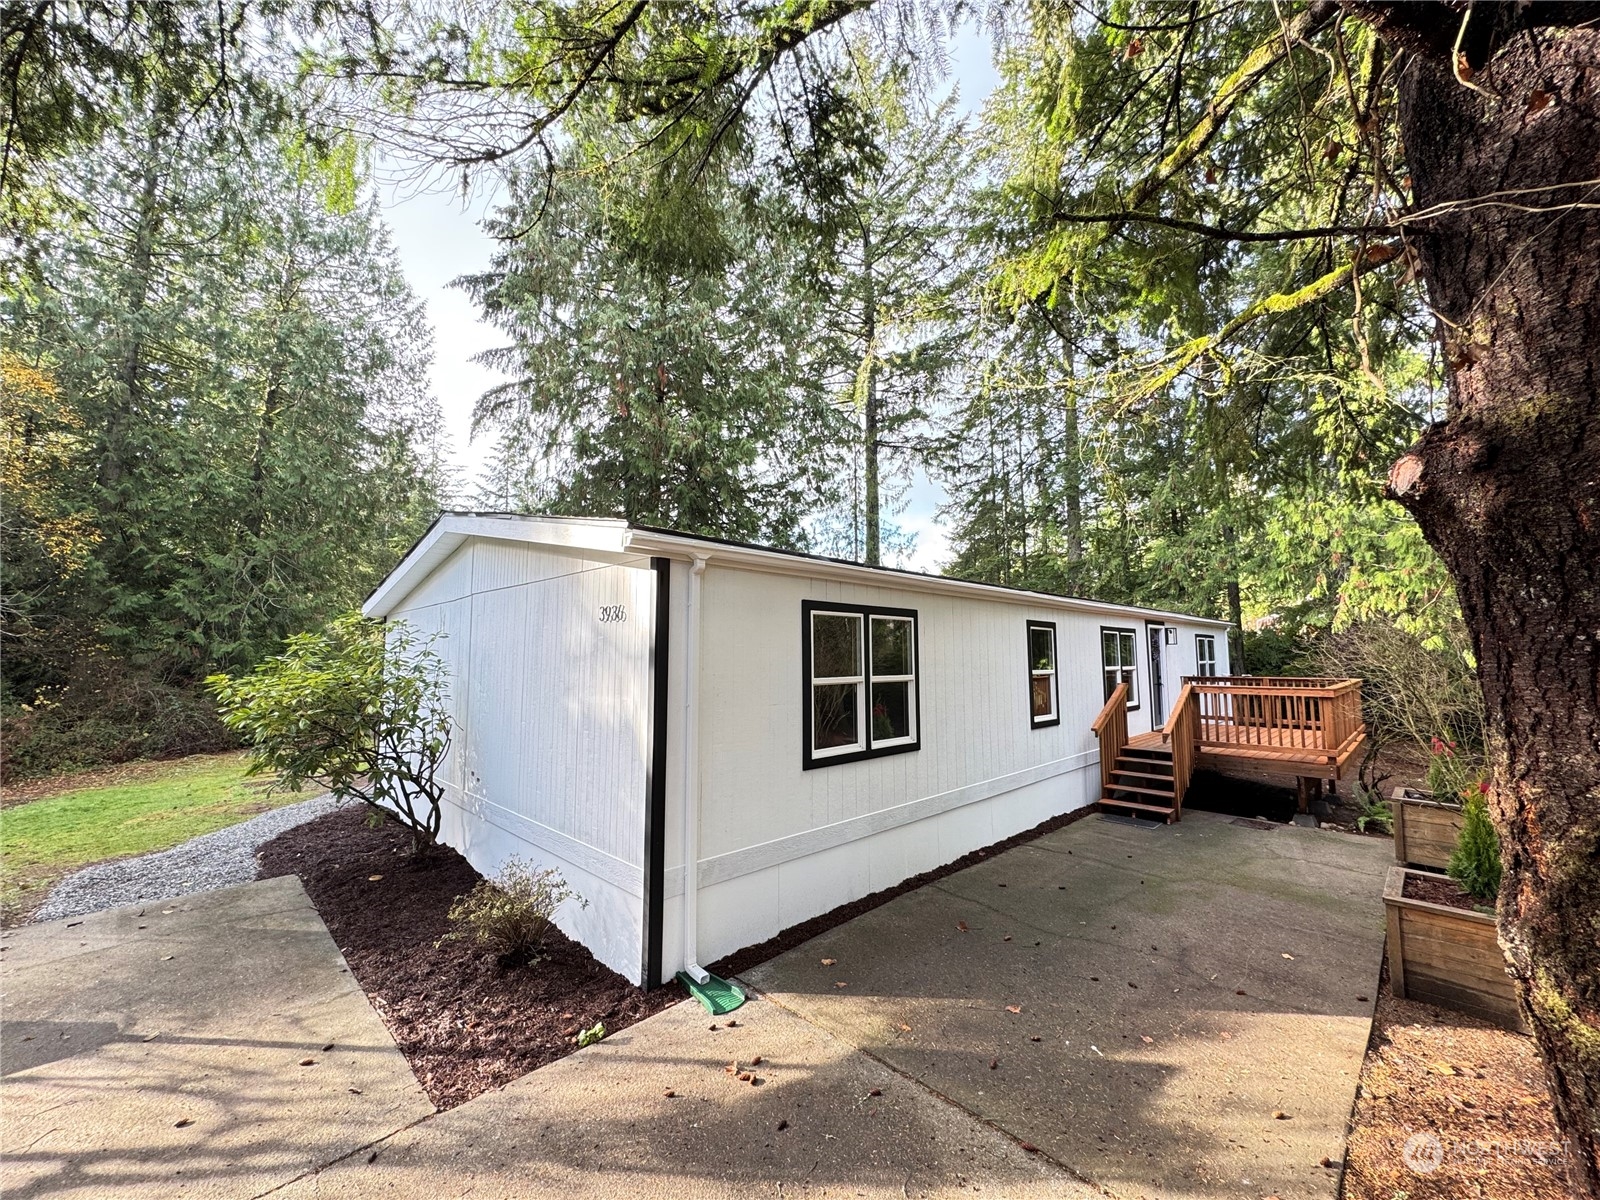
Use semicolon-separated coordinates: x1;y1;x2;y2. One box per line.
1099;745;1178;823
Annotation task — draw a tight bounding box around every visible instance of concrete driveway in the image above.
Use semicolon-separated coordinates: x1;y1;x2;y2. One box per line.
0;876;434;1199
741;811;1391;1200
1;811;1389;1200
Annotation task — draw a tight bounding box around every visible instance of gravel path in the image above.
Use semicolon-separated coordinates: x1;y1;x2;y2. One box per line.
32;793;355;923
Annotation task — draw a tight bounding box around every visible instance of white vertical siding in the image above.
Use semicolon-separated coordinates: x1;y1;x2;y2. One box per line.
683;566;1131;969
389;541;657;983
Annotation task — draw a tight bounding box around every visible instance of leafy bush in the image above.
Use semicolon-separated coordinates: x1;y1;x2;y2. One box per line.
439;858;586;965
1449;791;1502;906
1;660;234;782
208;612;451;854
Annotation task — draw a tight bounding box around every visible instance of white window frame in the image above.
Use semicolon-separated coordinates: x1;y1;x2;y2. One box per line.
1101;626;1140;711
808;609;865;761
802;601;920;769
1027;620;1059;728
869;615;918;749
1195;633;1218;677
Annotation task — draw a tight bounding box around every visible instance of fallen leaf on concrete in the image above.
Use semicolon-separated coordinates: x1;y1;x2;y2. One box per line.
1006;1005;1022;1014
750;1056;763;1066
1002;935;1013;942
161;955;174;961
1220;1032;1233;1040
322;1043;334;1052
1273;1110;1291;1120
898;1023;912;1032
1356;995;1369;1002
1236;989;1248;996
989;1058;999;1070
368;875;383;882
708;1023;719;1030
1029;1036;1042;1042
348;1088;362;1095
956;921;969;932
142;1032;161;1042
739;1072;752;1081
776;1119;789;1131
868;1087;882;1097
1281;953;1294;960
366;1151;378;1164
1431;1062;1458;1076
821;957;837;966
1020;1142;1040;1153
726;1020;739;1027
663;1088;677;1097
174;1118;193;1128
834;981;848;989
299;1058;316;1066
1141;1036;1154;1044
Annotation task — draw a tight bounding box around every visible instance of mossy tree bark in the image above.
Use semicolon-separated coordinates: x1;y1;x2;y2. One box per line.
1382;20;1600;1194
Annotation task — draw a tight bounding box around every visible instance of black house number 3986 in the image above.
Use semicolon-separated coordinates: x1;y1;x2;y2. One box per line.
598;604;628;624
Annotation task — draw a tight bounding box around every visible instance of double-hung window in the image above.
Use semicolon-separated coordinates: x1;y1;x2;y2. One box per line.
1101;626;1139;710
1027;621;1059;728
803;602;919;768
1195;634;1218;677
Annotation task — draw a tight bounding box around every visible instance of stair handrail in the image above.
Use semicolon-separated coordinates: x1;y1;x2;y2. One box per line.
1160;682;1199;818
1090;682;1130;794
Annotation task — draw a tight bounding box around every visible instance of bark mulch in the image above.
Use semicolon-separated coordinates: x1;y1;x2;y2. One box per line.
256;806;682;1110
1343;967;1567;1200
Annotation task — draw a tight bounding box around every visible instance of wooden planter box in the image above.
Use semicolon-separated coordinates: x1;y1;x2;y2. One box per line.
1391;787;1465;871
1384;865;1526;1032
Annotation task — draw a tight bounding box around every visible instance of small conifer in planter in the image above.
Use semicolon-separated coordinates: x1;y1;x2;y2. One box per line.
1448;787;1502;909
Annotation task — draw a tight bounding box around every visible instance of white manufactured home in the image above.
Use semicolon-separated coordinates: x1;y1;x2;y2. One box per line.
362;513;1232;987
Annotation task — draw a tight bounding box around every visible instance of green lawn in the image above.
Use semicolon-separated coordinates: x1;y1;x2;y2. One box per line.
0;753;319;924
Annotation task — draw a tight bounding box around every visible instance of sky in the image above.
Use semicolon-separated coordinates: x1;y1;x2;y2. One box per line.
377;28;1000;574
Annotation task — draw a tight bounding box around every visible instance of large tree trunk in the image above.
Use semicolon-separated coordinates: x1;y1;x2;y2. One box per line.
1387;27;1600;1194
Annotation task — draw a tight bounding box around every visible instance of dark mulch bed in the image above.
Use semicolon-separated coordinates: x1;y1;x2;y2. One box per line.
1404;871;1492;913
708;804;1097;980
256;806;682;1110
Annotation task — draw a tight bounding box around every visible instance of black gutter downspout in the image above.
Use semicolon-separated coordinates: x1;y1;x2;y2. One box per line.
642;557;671;988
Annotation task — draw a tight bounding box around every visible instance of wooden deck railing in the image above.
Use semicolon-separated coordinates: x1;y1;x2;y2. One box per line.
1160;683;1198;816
1090;681;1130;793
1180;675;1364;758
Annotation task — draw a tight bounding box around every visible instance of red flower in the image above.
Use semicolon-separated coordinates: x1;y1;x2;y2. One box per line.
1479;780;1490;793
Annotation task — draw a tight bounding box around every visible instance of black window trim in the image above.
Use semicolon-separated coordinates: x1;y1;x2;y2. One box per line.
1100;624;1141;712
801;599;922;769
1026;619;1061;729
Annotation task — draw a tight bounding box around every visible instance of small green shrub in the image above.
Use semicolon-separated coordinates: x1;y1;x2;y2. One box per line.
1350;782;1394;835
1448;792;1502;906
439;858;586;965
576;1021;605;1047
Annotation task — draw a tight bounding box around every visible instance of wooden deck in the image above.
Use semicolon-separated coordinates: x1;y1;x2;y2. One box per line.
1097;676;1367;822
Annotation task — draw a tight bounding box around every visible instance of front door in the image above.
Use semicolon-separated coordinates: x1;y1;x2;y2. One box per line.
1147;624;1167;728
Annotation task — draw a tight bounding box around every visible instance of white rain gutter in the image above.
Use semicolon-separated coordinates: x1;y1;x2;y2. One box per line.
679;552;710;984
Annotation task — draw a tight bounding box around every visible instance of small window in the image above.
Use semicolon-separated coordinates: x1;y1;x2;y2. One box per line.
1027;621;1059;728
1195;634;1218;677
1101;626;1140;711
803;602;919;768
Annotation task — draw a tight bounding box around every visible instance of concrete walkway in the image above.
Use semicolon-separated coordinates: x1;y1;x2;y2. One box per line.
741;811;1391;1200
0;877;434;1199
1;877;1099;1199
